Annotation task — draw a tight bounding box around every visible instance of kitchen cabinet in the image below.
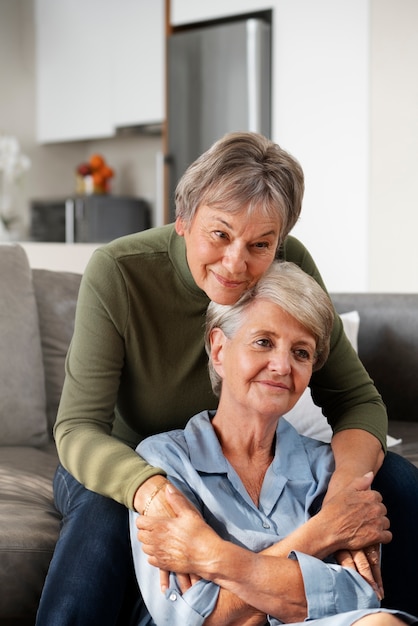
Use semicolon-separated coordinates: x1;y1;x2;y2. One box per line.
35;0;165;143
111;0;165;129
170;0;273;26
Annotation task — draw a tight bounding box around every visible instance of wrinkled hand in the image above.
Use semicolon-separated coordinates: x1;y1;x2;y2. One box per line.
319;472;390;599
318;472;391;551
134;478;201;592
138;486;268;623
336;545;383;600
137;483;222;583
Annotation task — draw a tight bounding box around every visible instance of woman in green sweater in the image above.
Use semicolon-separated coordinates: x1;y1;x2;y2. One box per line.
36;132;418;625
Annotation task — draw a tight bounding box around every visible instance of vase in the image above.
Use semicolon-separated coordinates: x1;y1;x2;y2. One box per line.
0;172;22;241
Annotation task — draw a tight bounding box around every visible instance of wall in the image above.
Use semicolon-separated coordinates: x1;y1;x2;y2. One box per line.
272;0;418;293
369;0;418;292
271;0;369;292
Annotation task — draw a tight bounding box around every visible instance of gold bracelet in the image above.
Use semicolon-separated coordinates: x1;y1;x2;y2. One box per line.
142;481;167;516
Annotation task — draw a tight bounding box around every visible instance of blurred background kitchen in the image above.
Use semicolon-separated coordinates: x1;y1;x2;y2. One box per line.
0;0;417;291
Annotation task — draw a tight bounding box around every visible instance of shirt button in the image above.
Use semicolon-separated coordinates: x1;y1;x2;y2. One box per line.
169;592;177;602
262;521;270;529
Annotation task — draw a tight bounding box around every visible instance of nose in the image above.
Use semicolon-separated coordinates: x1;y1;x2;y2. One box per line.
222;242;247;274
269;350;292;375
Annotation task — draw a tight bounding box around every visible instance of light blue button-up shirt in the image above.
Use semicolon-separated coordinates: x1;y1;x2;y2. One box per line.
129;412;415;626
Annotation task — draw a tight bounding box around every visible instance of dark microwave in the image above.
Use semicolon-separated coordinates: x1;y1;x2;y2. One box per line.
30;195;151;243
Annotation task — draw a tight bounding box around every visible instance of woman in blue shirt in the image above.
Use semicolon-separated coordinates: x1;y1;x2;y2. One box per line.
131;261;417;626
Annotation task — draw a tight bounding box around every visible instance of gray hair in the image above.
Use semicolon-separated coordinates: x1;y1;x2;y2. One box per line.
175;131;304;246
205;261;334;397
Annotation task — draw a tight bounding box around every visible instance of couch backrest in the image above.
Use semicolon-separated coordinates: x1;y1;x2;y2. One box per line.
332;293;418;423
0;244;49;446
32;268;82;434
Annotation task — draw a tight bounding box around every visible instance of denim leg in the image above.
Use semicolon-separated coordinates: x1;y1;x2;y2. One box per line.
36;464;140;626
373;451;418;616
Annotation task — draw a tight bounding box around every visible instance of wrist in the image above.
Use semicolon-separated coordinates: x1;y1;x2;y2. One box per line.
142;481;168;515
133;475;167;513
208;541;255;586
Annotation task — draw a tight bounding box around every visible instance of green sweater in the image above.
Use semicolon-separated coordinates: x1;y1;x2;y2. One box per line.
54;224;387;509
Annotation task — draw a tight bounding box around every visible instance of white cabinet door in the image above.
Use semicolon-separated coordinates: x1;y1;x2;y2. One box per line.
111;0;165;128
170;0;272;26
35;0;165;143
35;0;114;142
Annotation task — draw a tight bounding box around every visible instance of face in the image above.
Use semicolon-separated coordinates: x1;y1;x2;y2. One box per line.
211;300;316;420
175;205;280;304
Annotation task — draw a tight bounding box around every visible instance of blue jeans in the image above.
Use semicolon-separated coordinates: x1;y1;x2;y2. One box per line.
36;453;418;624
35;464;141;626
373;451;418;615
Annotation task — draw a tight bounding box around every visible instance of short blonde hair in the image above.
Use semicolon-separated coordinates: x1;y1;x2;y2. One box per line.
175;131;304;246
205;261;334;397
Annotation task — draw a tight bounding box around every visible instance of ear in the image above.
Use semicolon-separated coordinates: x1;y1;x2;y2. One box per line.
175;216;186;236
210;328;227;378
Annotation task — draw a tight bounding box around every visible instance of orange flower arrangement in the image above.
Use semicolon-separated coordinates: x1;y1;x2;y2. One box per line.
76;154;114;194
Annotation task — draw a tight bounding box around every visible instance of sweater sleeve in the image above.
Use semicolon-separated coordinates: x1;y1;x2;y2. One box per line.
54;248;165;509
281;237;388;451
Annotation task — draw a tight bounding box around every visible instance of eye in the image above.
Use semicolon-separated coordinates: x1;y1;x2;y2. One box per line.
292;348;314;362
214;230;229;240
253;337;272;349
251;241;271;252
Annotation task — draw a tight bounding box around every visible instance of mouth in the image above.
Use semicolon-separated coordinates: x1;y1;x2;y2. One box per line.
257;380;290;391
212;270;247;289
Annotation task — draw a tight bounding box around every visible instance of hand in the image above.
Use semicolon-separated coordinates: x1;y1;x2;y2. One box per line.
336;545;383;601
161;571;202;595
319;472;389;599
259;472;388;602
134;477;201;591
137;483;223;581
139;486;269;623
318;472;392;553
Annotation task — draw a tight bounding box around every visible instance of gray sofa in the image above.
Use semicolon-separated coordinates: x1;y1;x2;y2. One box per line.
0;243;80;626
332;293;418;466
0;242;417;625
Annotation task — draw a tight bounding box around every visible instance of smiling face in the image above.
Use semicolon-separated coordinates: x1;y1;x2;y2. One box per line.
210;300;316;421
175;204;280;305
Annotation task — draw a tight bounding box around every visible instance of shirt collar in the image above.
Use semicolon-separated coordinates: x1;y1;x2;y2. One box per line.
185;410;317;482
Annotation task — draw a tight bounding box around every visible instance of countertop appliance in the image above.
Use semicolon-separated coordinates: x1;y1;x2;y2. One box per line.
30;195;151;243
167;15;271;220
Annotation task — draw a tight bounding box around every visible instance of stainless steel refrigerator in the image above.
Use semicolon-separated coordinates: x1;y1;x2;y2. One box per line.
167;16;271;221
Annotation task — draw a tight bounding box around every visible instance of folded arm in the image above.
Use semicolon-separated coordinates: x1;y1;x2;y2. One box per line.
136;474;391;623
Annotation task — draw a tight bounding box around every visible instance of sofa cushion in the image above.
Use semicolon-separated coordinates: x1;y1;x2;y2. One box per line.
33;269;82;433
0;444;59;620
0;244;48;446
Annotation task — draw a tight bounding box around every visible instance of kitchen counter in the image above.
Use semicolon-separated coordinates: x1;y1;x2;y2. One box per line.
18;242;100;273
